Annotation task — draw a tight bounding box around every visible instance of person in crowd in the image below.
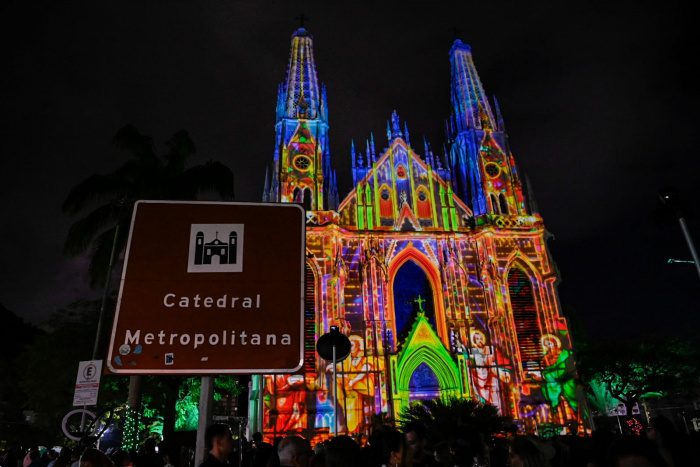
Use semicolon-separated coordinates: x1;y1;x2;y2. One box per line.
276;436;311;467
199;424;234;467
606;436;668;467
23;449;37;467
380;428;408;467
44;450;58;467
363;426;408;467
308;442;326;467
108;450;131;467
53;449;72;467
70;448;84;467
2;447;21;467
246;433;273;467
449;426;488;467
23;449;38;467
646;415;691;467
324;436;361;467
509;437;549;467
136;439;162;467
403;422;437;467
79;449;114;467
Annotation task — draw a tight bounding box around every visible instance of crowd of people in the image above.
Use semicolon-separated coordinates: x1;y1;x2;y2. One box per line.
1;415;697;467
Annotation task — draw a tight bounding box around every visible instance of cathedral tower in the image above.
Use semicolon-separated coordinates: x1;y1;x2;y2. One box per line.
263;28;338;210
448;40;525;217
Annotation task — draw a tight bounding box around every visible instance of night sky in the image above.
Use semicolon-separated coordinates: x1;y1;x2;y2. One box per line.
1;1;698;340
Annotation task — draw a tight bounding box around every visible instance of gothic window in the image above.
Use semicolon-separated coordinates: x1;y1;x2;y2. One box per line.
302;188;312;211
507;267;542;373
484;162;500;178
304;263;316;373
499;194;509;215
393;260;435;339
379;186;393;217
416;187;431;218
490;194;500;214
293;155;312;171
396;164;407;179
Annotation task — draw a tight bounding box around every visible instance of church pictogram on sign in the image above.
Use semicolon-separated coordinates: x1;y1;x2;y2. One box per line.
188;224;244;273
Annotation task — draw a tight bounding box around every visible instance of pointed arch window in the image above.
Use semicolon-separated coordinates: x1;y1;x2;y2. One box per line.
302;188;312;211
499;194;509;215
507;267;542;372
304;263;317;373
379;185;393;217
490;194;500;214
416;187;432;219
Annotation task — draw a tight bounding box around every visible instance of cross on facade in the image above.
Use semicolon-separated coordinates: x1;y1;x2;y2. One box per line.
414;295;426;313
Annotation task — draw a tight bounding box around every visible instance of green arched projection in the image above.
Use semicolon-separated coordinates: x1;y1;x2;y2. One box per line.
390;312;470;417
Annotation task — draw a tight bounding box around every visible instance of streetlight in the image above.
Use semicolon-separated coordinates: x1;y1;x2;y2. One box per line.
667;258;695;265
659;189;700;280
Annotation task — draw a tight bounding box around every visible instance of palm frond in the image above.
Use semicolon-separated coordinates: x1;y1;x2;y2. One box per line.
113;125;156;161
64;204;119;256
88;222;128;288
164;129;196;170
178;161;235;200
398;397;508;442
63;173;125;214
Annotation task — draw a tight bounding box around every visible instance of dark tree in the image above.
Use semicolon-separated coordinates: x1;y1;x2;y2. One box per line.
63;125;235;286
578;338;699;416
62;125;236;438
398;397;509;443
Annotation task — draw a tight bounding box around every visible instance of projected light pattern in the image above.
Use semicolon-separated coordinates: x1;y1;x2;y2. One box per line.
248;28;587;442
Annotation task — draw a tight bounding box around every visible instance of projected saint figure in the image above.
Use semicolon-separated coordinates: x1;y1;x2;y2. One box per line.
468;329;511;413
264;374;307;433
540;334;578;411
328;334;374;433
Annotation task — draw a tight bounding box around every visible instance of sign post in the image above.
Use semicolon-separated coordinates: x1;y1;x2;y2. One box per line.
316;326;351;435
107;201;305;458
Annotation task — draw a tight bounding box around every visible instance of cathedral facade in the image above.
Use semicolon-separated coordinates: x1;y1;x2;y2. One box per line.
248;28;586;442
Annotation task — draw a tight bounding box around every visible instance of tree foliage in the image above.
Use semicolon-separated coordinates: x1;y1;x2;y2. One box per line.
16;300;128;442
63;125;235;286
577;338;699;414
398;397;509;442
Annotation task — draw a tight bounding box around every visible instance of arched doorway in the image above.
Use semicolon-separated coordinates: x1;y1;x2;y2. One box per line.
387;248;449;348
409;362;441;402
392;260;436;341
389;313;467;417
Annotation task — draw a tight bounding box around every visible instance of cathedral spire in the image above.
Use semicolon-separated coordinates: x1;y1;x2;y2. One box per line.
449;40;495;132
284;28;322;120
263;165;270;202
493;95;506;132
268;28;333;211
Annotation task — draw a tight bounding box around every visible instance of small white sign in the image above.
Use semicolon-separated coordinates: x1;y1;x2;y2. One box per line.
72;360;102;406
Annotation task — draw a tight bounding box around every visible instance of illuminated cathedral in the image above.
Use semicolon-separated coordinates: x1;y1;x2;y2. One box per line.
248;28;587;441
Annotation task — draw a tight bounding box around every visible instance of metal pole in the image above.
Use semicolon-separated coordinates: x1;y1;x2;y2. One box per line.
678;217;700;279
332;344;337;436
79;224;121;434
92;224;121;360
616;414;623;435
195;376;214;467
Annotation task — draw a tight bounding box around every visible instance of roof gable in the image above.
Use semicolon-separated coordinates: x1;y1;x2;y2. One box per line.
338;138;472;231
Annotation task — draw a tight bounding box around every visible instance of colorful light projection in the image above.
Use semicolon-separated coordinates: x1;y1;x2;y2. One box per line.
251;28;588;441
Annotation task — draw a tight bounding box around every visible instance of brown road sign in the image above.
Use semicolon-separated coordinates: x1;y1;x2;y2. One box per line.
106;201;305;374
